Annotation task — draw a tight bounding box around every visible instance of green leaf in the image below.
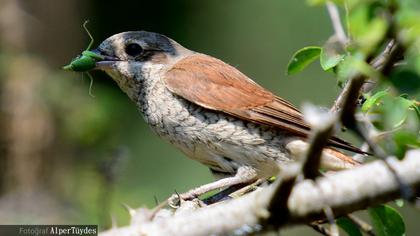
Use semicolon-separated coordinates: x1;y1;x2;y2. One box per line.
337;53;378;84
371;95;419;131
320;36;346;71
396;8;420;44
412;102;420;118
349;4;388;54
392;97;417;127
368;205;405;236
306;0;344;6
361;90;389;113
320;49;345;71
336;217;363;236
287;46;321;75
393;130;420;159
389;69;420;95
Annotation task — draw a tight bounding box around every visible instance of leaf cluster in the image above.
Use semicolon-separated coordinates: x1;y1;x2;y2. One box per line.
286;1;419;235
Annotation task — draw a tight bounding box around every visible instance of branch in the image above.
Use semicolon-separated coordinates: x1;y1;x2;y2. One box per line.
326;1;348;45
331;39;404;113
301;105;336;179
99;150;420;236
371;39;396;70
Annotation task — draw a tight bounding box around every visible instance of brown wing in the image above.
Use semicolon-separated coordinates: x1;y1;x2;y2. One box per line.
164;54;363;154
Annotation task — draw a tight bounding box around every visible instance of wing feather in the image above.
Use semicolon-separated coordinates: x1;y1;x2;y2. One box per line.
164;54;364;154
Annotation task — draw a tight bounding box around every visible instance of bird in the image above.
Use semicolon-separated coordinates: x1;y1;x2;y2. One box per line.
73;31;363;199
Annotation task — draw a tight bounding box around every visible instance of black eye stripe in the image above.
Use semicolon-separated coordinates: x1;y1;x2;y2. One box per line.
125;43;143;57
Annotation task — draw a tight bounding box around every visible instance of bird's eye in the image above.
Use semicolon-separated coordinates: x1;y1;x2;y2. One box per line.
125;43;143;57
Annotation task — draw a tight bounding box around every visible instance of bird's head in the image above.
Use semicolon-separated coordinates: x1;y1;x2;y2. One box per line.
64;31;192;100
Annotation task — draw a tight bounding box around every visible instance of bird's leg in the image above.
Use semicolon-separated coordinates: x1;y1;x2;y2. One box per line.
168;166;258;207
183;166;257;199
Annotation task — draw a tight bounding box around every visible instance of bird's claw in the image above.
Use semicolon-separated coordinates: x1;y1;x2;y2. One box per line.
168;192;198;208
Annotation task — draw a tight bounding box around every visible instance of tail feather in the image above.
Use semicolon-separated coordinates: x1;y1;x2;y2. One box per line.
286;140;362;171
322;148;361;170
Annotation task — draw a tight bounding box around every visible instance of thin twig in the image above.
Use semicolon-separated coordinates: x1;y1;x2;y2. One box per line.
371;39;396;69
324;207;339;236
326;1;348;45
344;1;351;40
330;80;352;113
309;223;333;236
202;182;248;205
362;40;397;93
229;179;265;198
347;214;376;236
378;43;405;76
153;195;160;206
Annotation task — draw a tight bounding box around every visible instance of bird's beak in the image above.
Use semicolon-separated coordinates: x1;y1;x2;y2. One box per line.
91;49;120;70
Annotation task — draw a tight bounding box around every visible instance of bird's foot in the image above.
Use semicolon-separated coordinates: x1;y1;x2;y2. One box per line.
168;191;199;208
168;166;258;207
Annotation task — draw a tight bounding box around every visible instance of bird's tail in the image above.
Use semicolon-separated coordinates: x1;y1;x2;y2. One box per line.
321;148;361;170
286;140;362;171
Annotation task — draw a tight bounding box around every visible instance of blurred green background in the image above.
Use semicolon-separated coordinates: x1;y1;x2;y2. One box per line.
0;0;417;235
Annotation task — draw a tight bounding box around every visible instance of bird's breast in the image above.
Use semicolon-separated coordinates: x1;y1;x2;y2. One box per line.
136;78;291;176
